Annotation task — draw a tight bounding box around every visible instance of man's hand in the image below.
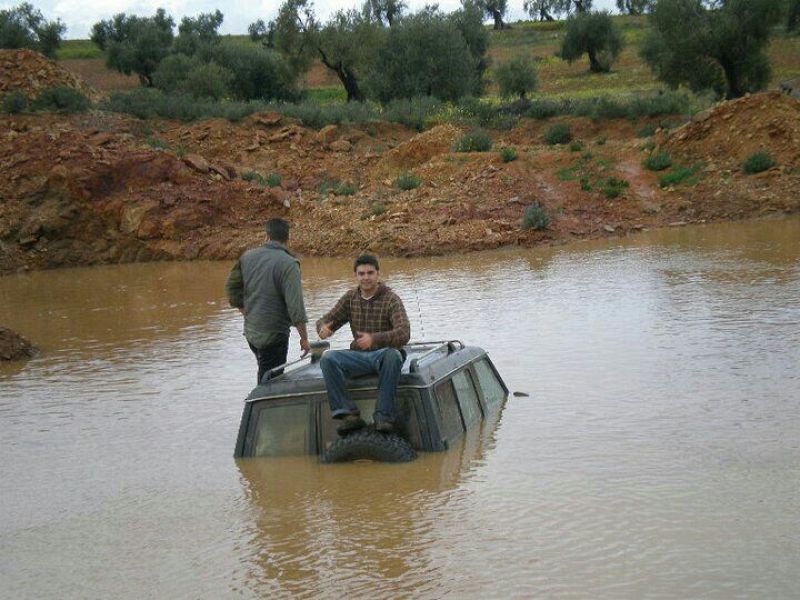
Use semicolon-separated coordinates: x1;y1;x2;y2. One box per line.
300;337;310;357
318;322;334;339
355;331;373;350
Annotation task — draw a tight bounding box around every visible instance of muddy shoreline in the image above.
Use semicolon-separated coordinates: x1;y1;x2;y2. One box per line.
2;92;799;276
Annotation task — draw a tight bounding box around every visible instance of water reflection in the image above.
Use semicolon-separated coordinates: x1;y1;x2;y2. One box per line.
236;410;502;597
1;216;799;598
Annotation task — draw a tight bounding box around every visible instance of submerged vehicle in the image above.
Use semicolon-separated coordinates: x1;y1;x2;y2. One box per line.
234;340;508;462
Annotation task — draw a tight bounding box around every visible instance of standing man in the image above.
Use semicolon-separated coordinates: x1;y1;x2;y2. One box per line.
317;254;411;435
226;218;310;384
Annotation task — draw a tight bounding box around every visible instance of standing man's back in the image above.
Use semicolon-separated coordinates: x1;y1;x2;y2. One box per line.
226;218;309;384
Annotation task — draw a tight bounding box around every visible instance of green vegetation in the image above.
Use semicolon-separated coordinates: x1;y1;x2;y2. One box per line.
1;90;27;113
560;11;624;73
742;151;776;174
0;2;65;58
499;147;518;162
643;152;672;171
658;163;702;188
601;176;629;198
29;86;90;113
319;179;356;196
266;172;282;187
56;39;102;59
522;202;551;230
394;172;421;190
544;122;572;145
642;0;785;99
454;129;493;152
494;56;538;99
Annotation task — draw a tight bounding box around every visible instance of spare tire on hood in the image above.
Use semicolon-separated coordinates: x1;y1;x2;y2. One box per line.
322;428;417;463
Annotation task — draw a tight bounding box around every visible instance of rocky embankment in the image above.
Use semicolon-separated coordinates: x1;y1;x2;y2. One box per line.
0;327;38;361
1;49;799;275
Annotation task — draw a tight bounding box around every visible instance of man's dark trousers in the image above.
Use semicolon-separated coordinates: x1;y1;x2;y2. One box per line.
249;335;289;384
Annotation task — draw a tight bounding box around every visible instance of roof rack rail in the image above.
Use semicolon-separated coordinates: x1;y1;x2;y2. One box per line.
261;341;329;383
408;340;464;373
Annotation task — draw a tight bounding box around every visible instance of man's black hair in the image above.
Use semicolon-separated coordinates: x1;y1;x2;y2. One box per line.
353;254;379;272
266;218;290;243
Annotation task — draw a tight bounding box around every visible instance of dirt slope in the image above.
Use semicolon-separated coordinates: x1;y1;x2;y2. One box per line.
0;49;100;101
1;82;799;275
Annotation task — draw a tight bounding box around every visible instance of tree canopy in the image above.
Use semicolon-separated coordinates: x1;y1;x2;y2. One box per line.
91;9;175;87
560;11;624;73
641;0;785;99
0;2;65;58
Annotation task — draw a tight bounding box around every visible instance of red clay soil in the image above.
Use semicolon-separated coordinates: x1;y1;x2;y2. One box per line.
0;326;38;361
1;53;799;276
0;49;101;102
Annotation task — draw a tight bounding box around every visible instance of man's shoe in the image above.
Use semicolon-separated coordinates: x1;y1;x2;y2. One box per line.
374;419;394;433
336;415;366;436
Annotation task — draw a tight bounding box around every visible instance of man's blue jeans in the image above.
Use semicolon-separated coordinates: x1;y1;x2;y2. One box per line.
319;348;404;423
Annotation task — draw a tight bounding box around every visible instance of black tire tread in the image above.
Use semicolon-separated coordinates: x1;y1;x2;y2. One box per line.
322;428;417;463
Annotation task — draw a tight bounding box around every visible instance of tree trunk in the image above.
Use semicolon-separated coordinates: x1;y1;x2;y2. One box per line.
719;56;743;99
587;48;607;73
492;11;506;30
574;0;589;13
319;48;365;102
540;8;554;21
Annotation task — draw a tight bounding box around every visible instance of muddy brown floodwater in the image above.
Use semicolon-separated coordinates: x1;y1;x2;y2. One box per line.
1;217;799;598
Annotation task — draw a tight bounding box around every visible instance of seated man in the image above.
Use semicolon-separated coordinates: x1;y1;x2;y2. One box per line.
317;254;411;435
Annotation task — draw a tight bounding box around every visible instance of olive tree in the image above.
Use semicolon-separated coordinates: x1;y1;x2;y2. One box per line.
494;56;538;99
91;9;175;87
560;11;624;73
317;9;384;102
0;2;65;58
363;0;407;26
641;0;785;99
367;8;484;102
477;0;509;30
616;0;652;15
788;0;800;32
172;10;224;60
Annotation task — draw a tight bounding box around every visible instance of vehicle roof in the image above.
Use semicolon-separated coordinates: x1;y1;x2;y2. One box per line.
245;341;488;403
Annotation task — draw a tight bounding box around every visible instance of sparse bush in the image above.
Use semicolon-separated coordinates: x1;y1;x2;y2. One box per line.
145;136;169;150
569;140;583;152
659;164;701;188
494;56;538;99
371;203;386;216
544;123;572;145
602;176;629;198
636;123;658;138
266;172;282;187
242;170;267;185
742;151;775;174
1;90;27;113
383;96;443;131
643;152;672;171
526;99;564;120
394;172;421;190
500;147;517;162
335;182;357;196
454;128;492;152
522;202;550;230
30;86;90;113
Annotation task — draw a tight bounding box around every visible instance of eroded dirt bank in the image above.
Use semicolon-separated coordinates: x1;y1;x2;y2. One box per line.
0;326;38;361
1;90;799;276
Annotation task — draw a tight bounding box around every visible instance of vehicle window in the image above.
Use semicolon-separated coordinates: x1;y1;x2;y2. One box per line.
435;380;465;441
452;370;481;427
253;403;308;457
474;359;506;407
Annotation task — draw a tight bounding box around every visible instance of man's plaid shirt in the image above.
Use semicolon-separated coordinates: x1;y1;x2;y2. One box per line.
316;284;410;350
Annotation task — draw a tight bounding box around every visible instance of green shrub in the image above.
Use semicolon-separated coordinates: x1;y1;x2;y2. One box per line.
522;202;551;230
394;172;421;190
636;122;658;137
596;135;607;145
742;151;775;174
602;176;629;198
266;173;282;187
544;123;572;145
526;99;564;119
383;96;443;131
371;203;387;216
145;136;169;150
30;87;90;113
659;164;700;187
335;182;357;196
1;90;28;113
454;129;493;152
500;147;518;162
580;176;592;191
569;140;583;152
242;170;267;185
643;152;672;171
494;56;538;99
